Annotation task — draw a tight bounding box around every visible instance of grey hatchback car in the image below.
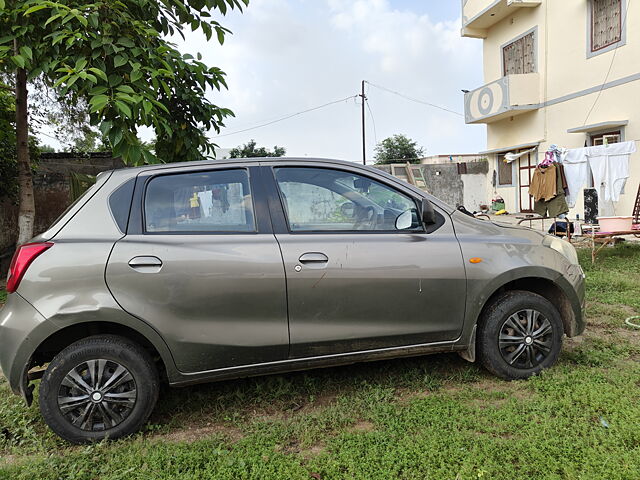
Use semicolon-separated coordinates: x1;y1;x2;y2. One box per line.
0;157;585;443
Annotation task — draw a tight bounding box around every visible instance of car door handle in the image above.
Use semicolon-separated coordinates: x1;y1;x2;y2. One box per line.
128;256;163;269
298;252;329;263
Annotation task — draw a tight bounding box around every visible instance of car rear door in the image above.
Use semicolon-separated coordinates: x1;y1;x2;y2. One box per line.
105;164;289;373
263;163;467;358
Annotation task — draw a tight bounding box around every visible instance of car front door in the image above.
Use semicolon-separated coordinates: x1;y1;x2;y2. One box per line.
105;165;289;373
264;164;467;358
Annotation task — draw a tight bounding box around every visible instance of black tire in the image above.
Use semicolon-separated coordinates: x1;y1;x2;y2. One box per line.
39;335;159;444
477;290;563;380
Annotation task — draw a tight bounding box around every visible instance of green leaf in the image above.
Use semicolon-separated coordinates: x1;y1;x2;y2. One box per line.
128;145;142;165
216;28;225;45
89;86;108;95
89;96;109;113
99;121;112;136
19;46;32;60
44;13;62;27
130;69;142;82
0;36;13;45
0;0;5;10
116;85;135;94
74;58;88;71
108;126;123;147
88;67;107;81
142;100;153;115
117;37;135;48
24;4;49;15
114;100;132;118
115;92;136;103
114;55;127;68
11;55;25;68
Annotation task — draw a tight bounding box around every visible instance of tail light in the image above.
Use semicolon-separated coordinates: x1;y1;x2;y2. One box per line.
6;242;53;293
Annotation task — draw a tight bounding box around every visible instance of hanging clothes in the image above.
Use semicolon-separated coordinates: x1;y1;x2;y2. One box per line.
533;163;568;217
557;163;569;195
529;163;558;202
585;140;636;203
561;148;589;208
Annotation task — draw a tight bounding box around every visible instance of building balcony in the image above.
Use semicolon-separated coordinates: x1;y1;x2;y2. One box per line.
461;0;542;38
464;73;541;124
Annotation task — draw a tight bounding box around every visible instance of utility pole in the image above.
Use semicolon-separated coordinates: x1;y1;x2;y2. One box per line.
360;80;366;165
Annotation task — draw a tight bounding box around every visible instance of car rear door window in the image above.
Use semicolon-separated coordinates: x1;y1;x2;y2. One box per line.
274;167;422;232
144;169;255;233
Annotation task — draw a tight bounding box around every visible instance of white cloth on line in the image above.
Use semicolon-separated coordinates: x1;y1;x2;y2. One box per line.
560;147;588;208
585;141;636;203
504;147;536;163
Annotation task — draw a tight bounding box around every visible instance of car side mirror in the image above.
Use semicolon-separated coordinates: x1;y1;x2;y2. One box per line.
421;198;436;225
395;210;413;230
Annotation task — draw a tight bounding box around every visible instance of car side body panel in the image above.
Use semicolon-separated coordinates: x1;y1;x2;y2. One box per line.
0;158;586;402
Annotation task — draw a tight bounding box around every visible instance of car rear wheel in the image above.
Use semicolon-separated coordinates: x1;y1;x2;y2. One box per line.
477;290;563;380
39;335;159;444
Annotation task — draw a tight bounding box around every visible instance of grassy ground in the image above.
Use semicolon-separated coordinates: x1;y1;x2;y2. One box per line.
0;245;639;479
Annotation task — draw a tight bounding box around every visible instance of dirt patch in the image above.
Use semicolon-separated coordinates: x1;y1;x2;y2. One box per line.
349;420;375;432
155;423;244;444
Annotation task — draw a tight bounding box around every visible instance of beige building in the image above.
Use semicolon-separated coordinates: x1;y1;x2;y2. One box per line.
461;0;639;219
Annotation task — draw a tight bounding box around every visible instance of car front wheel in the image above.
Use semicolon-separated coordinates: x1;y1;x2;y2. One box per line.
39;335;159;444
477;290;563;380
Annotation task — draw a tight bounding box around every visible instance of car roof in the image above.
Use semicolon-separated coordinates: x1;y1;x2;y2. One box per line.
111;157;364;174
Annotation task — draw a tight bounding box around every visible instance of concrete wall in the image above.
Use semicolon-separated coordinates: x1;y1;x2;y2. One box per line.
374;160;489;210
0;153;123;270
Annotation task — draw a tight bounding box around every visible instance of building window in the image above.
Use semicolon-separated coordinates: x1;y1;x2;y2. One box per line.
497;155;513;186
591;0;622;52
503;31;536;76
589;130;621;146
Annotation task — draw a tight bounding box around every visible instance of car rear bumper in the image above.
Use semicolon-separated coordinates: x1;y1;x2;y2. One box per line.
0;293;57;404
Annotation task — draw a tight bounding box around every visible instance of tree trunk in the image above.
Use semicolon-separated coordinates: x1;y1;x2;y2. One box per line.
15;67;35;245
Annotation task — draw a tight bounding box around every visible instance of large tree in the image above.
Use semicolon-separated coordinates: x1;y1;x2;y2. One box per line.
374;134;425;165
0;0;247;244
229;139;285;158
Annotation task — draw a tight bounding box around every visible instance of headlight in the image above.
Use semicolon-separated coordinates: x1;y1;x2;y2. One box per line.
543;235;579;265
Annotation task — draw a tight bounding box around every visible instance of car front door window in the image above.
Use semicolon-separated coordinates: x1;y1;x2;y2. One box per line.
274;167;422;232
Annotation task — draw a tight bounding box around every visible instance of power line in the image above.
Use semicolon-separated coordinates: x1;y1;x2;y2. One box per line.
365;97;378;146
212;95;359;139
583;0;632;126
365;81;464;117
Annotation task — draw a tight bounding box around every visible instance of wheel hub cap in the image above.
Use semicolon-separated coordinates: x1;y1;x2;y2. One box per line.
57;359;137;432
498;309;554;369
90;391;103;403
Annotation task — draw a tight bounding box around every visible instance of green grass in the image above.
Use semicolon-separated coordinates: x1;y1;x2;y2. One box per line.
1;245;640;479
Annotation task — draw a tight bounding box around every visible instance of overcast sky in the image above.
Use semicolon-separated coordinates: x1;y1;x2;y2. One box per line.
42;0;487;162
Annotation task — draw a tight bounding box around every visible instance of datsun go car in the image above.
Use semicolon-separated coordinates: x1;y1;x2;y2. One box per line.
0;158;585;443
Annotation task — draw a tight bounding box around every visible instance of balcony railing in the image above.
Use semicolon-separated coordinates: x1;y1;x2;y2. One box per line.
462;0;542;38
464;73;541;124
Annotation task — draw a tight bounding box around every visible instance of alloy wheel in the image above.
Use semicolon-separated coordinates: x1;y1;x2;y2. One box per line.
498;309;554;369
57;359;137;431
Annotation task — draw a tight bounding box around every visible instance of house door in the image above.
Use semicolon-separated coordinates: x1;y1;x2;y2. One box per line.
518;151;535;213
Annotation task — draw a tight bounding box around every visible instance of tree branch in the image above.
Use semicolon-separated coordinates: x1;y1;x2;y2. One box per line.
0;83;15;92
